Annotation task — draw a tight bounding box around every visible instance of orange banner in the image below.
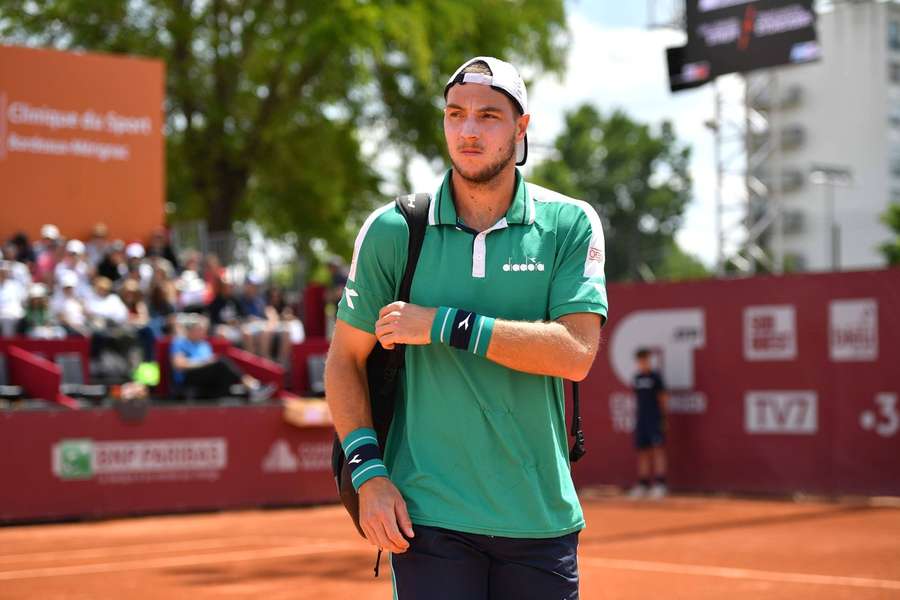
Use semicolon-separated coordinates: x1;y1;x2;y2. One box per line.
0;45;164;246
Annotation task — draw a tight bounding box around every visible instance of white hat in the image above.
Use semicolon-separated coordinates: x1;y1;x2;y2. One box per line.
66;239;86;254
41;224;61;240
60;270;79;288
246;272;264;286
29;283;48;298
444;56;529;165
126;242;145;259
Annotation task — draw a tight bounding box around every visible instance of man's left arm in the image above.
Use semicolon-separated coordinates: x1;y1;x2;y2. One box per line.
374;201;608;381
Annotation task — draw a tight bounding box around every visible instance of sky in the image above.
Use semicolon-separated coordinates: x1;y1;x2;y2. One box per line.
408;1;740;268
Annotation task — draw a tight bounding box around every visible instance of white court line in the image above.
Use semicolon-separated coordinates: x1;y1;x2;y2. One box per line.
581;557;900;591
0;541;360;581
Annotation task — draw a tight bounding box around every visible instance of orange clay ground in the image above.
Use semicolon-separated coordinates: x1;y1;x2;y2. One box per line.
1;491;898;599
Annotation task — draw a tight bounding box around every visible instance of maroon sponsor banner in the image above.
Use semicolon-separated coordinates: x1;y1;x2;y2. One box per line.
572;269;900;496
0;405;337;522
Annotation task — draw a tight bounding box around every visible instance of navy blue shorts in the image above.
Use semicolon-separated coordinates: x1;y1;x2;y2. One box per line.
634;416;665;449
390;525;580;600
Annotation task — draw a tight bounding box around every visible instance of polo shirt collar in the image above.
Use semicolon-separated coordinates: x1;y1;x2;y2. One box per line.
429;168;535;227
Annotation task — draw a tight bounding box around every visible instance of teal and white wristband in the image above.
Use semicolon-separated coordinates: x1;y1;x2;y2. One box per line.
431;306;495;358
342;427;389;491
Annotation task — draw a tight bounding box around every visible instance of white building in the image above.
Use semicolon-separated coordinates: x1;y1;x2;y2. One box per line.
750;0;900;272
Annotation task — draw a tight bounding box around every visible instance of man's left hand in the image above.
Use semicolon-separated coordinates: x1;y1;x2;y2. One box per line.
375;302;437;350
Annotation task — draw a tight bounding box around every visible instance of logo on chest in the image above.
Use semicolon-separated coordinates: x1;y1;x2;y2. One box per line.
502;256;545;273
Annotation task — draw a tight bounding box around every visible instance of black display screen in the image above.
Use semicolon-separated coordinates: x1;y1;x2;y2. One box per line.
668;0;820;92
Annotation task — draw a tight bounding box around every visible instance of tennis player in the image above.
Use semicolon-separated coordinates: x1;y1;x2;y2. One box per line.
325;56;609;599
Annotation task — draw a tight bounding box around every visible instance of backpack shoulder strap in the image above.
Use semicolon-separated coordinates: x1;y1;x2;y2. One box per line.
394;193;432;302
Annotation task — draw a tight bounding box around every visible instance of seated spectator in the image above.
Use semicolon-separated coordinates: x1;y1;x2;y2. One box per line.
16;283;65;339
96;240;127;284
0;260;26;337
170;314;276;402
147;272;178;349
146;228;179;271
2;242;33;287
85;276;136;372
257;284;306;368
54;239;92;297
51;271;89;337
85;222;109;268
207;274;245;344
124;242;153;292
33;224;62;285
120;279;156;363
175;270;209;312
7;232;36;267
239;273;271;357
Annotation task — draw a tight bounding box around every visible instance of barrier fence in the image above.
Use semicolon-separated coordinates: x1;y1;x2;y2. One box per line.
1;269;898;522
572;268;900;496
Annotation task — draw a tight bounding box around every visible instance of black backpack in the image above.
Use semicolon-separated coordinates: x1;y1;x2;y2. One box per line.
331;193;586;540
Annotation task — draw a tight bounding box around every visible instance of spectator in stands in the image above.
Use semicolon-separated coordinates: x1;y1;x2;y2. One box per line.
52;271;89;338
6;233;36;267
265;285;306;367
85;222;109;268
239;273;270;357
176;269;208;312
54;239;92;297
96;240;127;284
208;274;244;344
146;227;179;272
147;272;178;354
1;246;32;289
0;261;27;338
16;283;63;339
85;276;135;371
170;314;276;402
203;253;225;289
120;279;155;362
124;243;153;292
33;224;62;285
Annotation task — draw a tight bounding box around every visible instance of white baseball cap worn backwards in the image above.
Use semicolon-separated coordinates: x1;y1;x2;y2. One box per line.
444;56;529;166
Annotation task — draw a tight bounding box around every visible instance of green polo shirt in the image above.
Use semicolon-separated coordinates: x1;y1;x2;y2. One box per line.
337;169;608;538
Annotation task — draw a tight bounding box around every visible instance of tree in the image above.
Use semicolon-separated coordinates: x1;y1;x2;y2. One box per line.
879;203;900;266
529;104;693;282
1;0;567;258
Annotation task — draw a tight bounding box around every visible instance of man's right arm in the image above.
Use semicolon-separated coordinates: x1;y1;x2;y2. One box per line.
324;318;414;553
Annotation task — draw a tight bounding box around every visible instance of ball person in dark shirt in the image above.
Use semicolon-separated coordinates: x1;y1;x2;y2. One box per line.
629;348;669;499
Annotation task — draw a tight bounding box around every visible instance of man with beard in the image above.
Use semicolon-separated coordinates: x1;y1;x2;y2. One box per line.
325;57;608;599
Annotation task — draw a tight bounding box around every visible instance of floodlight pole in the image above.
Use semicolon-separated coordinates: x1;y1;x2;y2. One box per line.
712;81;725;275
770;72;785;274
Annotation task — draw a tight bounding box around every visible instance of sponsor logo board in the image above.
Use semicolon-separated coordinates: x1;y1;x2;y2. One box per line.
745;391;817;434
744;305;797;361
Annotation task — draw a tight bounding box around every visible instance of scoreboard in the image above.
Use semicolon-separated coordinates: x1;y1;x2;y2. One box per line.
667;0;821;92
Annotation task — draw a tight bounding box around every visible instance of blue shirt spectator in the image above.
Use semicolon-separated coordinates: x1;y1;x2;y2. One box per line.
170;334;213;385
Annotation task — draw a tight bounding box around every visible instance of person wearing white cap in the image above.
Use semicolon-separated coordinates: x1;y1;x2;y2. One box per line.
54;239;91;297
326;57;608;598
52;270;89;337
124;242;154;293
0;261;27;337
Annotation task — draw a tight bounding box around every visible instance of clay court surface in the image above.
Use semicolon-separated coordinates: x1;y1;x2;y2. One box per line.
1;493;899;599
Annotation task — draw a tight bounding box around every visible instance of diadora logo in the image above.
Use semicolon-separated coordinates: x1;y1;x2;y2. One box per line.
348;454;362;465
502;256;544;273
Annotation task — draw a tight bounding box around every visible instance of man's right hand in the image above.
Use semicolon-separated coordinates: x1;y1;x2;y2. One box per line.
358;477;415;553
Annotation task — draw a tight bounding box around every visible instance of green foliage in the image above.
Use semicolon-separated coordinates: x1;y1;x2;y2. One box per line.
1;0;567;260
658;241;710;281
529;104;694;282
879;203;900;266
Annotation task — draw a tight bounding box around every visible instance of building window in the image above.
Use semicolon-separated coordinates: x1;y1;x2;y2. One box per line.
892;189;900;203
891;63;900;84
891;22;900;51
